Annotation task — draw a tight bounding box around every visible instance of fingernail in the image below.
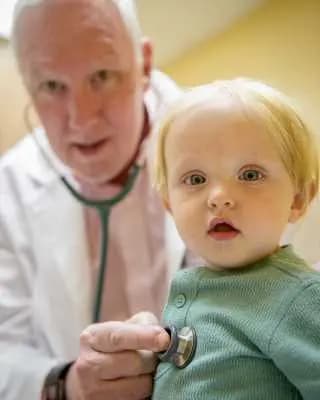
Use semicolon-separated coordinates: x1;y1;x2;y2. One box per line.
152;326;163;334
156;330;170;351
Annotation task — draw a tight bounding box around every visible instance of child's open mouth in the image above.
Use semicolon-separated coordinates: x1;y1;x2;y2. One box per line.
207;220;240;241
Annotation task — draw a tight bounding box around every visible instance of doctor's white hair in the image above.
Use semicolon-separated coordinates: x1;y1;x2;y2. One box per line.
12;0;143;59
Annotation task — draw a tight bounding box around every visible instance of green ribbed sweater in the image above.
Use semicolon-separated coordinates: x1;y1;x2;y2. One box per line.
153;246;320;400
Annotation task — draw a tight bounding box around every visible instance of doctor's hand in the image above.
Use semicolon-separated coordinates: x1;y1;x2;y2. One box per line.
65;312;170;400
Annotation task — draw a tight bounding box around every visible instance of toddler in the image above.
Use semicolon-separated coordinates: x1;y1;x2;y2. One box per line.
153;78;320;399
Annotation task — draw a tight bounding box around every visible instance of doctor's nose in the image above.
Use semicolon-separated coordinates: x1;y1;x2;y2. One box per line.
68;86;101;130
207;187;235;210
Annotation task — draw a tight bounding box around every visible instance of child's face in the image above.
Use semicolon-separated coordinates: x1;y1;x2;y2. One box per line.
164;99;303;269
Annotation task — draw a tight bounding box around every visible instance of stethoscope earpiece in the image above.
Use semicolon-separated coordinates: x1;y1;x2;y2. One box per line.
158;325;197;368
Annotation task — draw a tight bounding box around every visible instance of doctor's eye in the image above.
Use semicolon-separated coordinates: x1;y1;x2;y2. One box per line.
91;70;111;87
39;80;67;95
239;169;265;182
183;174;206;186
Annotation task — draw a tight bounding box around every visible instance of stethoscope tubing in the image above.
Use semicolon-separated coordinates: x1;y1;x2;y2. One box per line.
61;165;141;322
29;127;141;322
24;104;144;322
27;121;198;369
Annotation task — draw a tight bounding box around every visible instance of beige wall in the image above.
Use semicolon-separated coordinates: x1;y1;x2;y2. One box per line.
164;0;320;136
0;39;30;154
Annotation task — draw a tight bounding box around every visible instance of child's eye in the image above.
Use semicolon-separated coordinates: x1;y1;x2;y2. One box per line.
239;169;264;182
183;174;206;186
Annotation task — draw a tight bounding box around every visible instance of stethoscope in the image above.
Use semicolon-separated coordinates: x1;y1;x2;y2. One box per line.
24;104;144;322
32;134;143;322
61;165;141;322
63;158;198;367
25;106;197;368
158;325;197;368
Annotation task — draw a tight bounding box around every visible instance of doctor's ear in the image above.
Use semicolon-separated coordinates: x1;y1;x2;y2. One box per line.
23;102;40;132
141;38;153;91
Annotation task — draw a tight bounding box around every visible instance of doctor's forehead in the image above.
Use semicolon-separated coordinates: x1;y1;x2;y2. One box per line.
14;0;126;55
14;0;132;76
16;0;124;35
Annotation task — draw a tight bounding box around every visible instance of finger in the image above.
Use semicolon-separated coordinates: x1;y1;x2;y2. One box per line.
100;350;158;379
82;321;170;353
77;349;157;380
127;311;158;325
77;373;153;400
102;374;153;400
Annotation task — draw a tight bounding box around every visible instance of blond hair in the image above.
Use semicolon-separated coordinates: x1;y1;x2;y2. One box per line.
154;78;319;210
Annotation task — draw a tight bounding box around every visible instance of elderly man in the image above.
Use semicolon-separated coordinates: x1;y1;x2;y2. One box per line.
0;0;182;399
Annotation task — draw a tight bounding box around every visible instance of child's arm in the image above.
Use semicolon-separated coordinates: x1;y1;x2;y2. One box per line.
269;281;320;399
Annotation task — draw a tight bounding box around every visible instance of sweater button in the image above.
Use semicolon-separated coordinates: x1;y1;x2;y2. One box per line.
175;294;186;308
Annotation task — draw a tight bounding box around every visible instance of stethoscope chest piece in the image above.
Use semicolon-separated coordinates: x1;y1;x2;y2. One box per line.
158;325;197;368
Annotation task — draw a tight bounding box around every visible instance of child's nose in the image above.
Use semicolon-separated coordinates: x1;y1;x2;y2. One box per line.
207;187;235;210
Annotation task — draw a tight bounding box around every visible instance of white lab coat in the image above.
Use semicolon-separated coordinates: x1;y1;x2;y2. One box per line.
0;71;185;399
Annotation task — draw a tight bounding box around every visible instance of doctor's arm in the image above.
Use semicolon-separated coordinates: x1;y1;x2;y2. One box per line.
0;214;169;400
0;216;57;399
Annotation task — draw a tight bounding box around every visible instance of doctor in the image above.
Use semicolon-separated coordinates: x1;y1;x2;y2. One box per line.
0;0;182;399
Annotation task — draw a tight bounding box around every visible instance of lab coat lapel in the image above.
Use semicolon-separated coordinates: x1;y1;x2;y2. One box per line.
144;126;185;279
28;180;91;358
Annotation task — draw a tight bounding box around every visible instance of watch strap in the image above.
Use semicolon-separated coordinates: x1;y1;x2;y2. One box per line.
44;362;73;400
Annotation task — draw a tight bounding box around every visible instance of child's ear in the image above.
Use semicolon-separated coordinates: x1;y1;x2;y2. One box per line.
162;198;171;213
288;192;306;223
288;183;317;223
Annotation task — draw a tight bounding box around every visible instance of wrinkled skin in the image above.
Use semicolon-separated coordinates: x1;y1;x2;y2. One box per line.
66;312;169;400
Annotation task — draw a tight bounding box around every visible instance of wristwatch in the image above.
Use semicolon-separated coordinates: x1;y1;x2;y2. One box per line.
43;362;73;400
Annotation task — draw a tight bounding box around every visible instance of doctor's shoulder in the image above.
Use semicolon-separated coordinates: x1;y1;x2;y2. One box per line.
0;129;57;211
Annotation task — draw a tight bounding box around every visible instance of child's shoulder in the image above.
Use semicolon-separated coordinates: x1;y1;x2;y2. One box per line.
172;246;320;294
270;245;320;284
